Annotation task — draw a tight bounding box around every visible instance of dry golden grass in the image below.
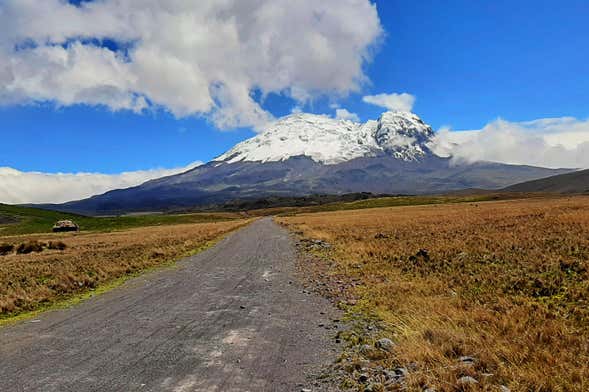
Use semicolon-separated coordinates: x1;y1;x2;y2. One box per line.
279;196;589;391
0;220;249;316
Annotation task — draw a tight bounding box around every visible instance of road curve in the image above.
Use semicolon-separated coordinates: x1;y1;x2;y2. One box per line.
0;218;338;391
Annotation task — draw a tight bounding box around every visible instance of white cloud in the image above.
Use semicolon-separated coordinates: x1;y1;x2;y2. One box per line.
0;162;201;205
362;92;415;112
0;0;383;130
335;108;359;122
430;117;589;169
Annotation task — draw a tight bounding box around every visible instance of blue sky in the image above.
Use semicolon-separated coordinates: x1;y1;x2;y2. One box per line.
0;0;588;176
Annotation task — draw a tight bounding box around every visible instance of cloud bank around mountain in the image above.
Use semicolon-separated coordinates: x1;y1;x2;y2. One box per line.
362;92;416;112
0;0;383;130
431;116;589;169
0;162;201;205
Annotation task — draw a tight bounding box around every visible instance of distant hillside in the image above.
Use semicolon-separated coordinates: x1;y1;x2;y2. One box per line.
0;204;84;235
0;204;239;236
503;169;589;193
41;156;570;216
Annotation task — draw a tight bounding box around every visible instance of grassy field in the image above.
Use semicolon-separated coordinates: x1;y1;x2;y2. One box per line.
278;196;589;391
242;193;529;218
294;194;509;213
0;194;527;237
0;219;250;319
0;203;242;236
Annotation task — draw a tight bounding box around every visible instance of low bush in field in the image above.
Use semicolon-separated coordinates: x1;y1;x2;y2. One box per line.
0;243;14;255
0;240;68;256
16;241;44;254
47;241;67;250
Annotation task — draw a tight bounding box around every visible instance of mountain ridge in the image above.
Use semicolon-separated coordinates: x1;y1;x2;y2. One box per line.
35;111;573;215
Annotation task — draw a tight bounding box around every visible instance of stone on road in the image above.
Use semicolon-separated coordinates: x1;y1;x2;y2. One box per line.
0;218;337;391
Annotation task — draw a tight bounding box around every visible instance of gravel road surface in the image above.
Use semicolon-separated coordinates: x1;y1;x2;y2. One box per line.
0;218;339;391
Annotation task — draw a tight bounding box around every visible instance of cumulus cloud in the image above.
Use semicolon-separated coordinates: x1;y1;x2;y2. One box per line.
430;117;589;169
362;92;415;112
0;162;201;205
334;108;360;122
0;0;383;129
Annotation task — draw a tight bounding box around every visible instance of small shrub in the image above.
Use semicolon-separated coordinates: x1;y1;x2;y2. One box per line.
16;241;44;254
150;250;165;259
47;241;67;251
0;243;14;256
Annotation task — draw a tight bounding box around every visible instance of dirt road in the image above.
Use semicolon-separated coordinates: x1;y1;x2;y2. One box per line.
0;218;339;391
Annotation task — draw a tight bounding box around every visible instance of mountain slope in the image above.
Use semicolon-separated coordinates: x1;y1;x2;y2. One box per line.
503;169;589;193
47;156;569;215
41;111;572;215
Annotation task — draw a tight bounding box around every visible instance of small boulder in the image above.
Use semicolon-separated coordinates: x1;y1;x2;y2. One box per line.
52;220;79;233
393;367;408;378
375;338;395;352
311;239;332;249
459;356;476;365
457;376;478;385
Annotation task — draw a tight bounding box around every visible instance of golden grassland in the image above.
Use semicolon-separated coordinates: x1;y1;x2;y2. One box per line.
278;196;589;391
0;219;250;318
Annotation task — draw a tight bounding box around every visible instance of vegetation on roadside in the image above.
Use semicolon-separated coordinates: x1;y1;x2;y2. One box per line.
279;196;589;391
0;220;249;319
0;240;68;256
0;203;241;235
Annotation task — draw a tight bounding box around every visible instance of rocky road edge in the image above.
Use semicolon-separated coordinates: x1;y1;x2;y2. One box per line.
292;236;509;392
292;237;412;392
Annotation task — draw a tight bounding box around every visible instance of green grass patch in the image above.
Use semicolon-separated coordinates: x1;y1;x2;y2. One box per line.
0;203;239;236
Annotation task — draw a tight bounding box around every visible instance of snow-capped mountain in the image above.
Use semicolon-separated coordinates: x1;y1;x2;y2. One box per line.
217;111;434;164
44;111;571;215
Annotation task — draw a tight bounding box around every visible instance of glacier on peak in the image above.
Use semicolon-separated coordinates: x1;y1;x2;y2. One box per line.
215;111;435;165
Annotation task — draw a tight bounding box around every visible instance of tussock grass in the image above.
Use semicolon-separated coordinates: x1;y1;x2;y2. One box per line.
0;220;249;317
47;241;67;250
15;240;44;254
0;240;68;256
279;196;589;391
0;243;14;255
